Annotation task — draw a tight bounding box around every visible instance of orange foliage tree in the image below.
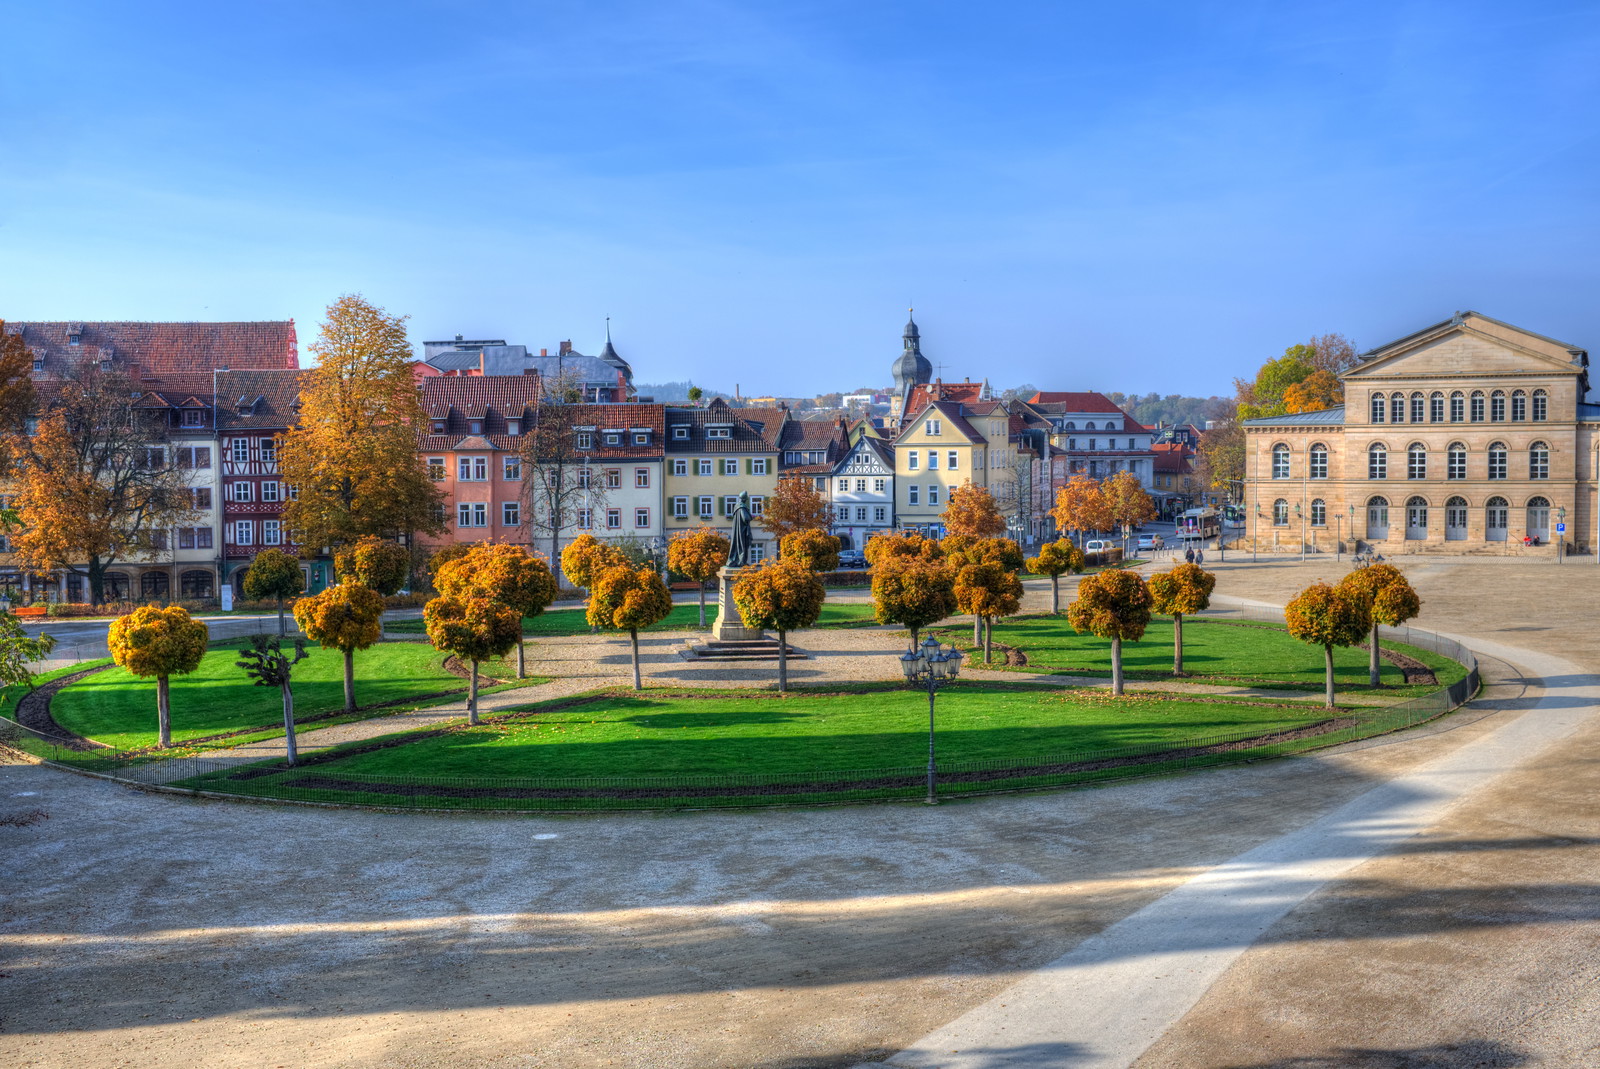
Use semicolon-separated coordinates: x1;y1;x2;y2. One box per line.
561;532;628;632
944;536;1025;653
107;605;209;748
780;527;841;572
1284;581;1370;707
1051;475;1113;546
1101;470;1156;551
1146;563;1216;675
243;548;304;636
587;563;674;689
423;594;522;724
667;527;729;627
864;530;944;567
758;477;832;541
942;482;1007;538
1026;539;1085;614
292;582;385;712
425;542;473;590
334;535;411;596
870;556;957;646
733;557;826;691
1066;569;1152;695
435;544;558;678
1337;564;1422;687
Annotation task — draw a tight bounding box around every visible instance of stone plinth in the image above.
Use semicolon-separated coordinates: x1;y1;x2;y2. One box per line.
711;565;765;642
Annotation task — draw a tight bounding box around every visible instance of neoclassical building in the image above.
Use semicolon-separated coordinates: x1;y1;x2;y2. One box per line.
1243;312;1600;556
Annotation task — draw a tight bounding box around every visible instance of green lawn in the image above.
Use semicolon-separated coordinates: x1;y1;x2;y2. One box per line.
50;642;479;750
952;615;1464;694
386;600;879;636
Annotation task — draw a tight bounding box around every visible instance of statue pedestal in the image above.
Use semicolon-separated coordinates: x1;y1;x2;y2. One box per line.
711;565;765;642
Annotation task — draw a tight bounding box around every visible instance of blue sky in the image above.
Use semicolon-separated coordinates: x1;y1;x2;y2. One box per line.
4;1;1598;396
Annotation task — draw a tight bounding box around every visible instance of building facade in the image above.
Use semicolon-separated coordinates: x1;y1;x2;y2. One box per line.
1242;312;1600;556
829;435;895;550
663;399;783;560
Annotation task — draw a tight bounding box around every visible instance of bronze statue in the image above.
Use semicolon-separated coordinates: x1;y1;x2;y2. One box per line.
728;490;754;567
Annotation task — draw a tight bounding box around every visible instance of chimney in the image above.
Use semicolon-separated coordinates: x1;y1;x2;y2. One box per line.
454;333;463;343
540;348;548;357
559;340;573;356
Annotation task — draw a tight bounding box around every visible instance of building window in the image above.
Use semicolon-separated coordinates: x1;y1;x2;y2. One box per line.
856;506;868;521
928;485;940;506
635;507;650;528
180;570;213;598
948;451;958;470
504;456;521;480
706;426;732;439
1366;497;1389;540
178;528;195;550
578;468;592;489
1273;499;1289;525
261;481;280;503
578;508;593;529
1430;392;1445;423
672;459;688;476
873;506;886;522
458;456;487;481
428;457;446;481
287;484;299;501
1445;496;1468;540
1410;394;1424;423
605;469;621;489
635;467;650;488
908;485;919;506
141;447;165;470
1511;391;1526;421
191;488;212;510
176;446;211;469
1310;499;1326;526
698;459;713;476
927;452;939;470
722;496;738;516
925;419;942;435
503;502;520;527
1450;392;1465;422
672;426;689;439
838;478;850;493
1447;443;1466;480
1490;391;1505;421
851;478;863;492
603;432;621;447
874;478;886;492
837;505;850;522
507;419;521;436
1527;497;1550;539
606;508;621;529
1405;497;1428;540
1470;392;1485;422
721;459;737;476
1488;442;1508;480
263;520;281;545
1368;444;1387;480
1529;442;1549;479
907;451;919;470
634;432;649;446
1486;496;1509;540
1532;390;1548;421
752;458;769;475
577;432;593;449
260;438;277;463
1370;393;1385;423
672;496;689;519
457;503;487;527
814;477;825;491
697;496;713;518
232;439;249;463
1407;443;1426;480
1309;444;1328;479
234;520;255;545
230;481;252;503
1391;395;1405;423
1271;444;1290;479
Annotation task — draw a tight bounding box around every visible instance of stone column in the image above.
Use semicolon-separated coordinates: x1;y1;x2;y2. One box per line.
710;565;764;642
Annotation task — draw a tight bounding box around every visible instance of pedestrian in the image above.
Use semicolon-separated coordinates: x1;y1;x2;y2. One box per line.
1184;546;1195;565
1195;548;1204;566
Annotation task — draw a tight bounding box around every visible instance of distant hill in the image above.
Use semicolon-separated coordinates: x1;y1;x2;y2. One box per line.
632;381;734;403
1106;392;1230;428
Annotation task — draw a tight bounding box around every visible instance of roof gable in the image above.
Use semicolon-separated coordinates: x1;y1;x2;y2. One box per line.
1346;312;1587;382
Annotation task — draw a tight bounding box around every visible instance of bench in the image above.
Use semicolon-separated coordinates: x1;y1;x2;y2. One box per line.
10;606;47;618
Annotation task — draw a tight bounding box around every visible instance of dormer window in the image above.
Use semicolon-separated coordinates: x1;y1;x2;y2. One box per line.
68;331;81;347
633;432;649;445
507;419;520;436
30;356;43;373
706;425;732;439
672;426;689;439
182;409;204;427
603;432;622;446
577;432;593;449
469;420;482;435
99;359;112;372
431;420;445;433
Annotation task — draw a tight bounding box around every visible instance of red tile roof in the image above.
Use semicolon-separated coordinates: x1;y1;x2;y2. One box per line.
905;381;985;413
10;321;297;380
1029;391;1127;414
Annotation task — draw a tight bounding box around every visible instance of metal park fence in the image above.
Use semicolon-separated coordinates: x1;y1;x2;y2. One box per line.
0;609;1480;813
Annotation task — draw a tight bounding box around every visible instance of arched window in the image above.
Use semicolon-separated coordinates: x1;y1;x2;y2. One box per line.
1309;443;1328;479
180;570;213;598
1490;390;1506;421
1368;443;1387;479
1407;442;1427;480
1526;496;1551;540
140;571;170;599
1511;390;1527;421
1446;442;1467;480
1390;394;1405;423
1271;443;1290;479
1085;422;1096;430
1486;496;1509;541
1405;496;1428;540
1410;393;1425;423
1064;421;1076;431
103;572;130;601
1470;390;1485;422
1487;442;1508;480
1450;391;1465;422
1272;499;1289;525
1370;393;1386;423
1366;496;1390;540
1532;389;1548;421
1445;496;1468;541
1529;441;1549;479
1430;392;1445;422
1310;498;1326;526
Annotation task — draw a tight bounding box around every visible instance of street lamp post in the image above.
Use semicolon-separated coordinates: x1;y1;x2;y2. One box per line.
1295;502;1305;562
1348;504;1357;558
1557;507;1566;565
899;633;962;804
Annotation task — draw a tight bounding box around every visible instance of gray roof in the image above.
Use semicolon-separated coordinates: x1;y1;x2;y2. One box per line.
1241;406;1346;428
426;350;483;372
1579;401;1600;421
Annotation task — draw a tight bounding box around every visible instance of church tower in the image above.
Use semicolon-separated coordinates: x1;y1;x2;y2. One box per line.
891;310;932;421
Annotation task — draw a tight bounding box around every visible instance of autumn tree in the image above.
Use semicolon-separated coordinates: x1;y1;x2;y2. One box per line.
945;536;1025;649
759;476;832;541
1337;564;1422;687
733;557;825;691
522;371;609;582
242;549;303;636
587;563;673;689
423;594;521;724
1066;569;1152;695
10;364;194;606
293;582;385;712
278;295;444;553
943;482;1006;538
236;635;310;766
334;535;411;595
871;556;957;646
1284;581;1369;707
1146;563;1216;675
1101;470;1156;552
434;543;557;678
425;542;473;591
1026;539;1085;614
780;527;841;572
667;527;729;626
1051;475;1113;546
864;530;944;566
107;604;209;748
1282;369;1342;414
953;561;1022;664
0;322;36;473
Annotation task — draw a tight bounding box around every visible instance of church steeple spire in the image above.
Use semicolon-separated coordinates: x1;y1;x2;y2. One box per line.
891;308;932;422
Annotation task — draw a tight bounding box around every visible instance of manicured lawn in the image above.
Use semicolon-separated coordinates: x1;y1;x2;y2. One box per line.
952;615;1464;694
386;600;879;636
50;642;476;750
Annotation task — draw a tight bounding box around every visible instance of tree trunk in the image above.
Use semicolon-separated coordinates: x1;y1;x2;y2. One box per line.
276;594;285;636
983;616;993;664
88;557;106;609
468;659;480;725
1173;613;1184;675
516;637;526;679
343;649;355;712
630;628;642;690
698;581;707;627
777;627;788;692
156;675;172;748
1111;637;1124;696
1323;644;1337;707
1369;621;1381;687
281;681;298;767
909;625;920;647
1050;575;1060;614
973;614;981;646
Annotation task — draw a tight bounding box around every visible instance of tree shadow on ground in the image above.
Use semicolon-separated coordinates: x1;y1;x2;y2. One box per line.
1217;1038;1529;1068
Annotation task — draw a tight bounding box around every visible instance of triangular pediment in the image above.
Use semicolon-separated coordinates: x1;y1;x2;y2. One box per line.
1345;313;1584;382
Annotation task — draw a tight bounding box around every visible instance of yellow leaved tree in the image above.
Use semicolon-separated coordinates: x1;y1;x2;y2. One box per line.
108;605;209;748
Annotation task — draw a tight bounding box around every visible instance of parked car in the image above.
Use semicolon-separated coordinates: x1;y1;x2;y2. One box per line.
1136;534;1164;550
837;551;868;570
1083;539;1114;554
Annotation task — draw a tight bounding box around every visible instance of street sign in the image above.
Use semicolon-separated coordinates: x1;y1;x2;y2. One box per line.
1556;522;1566;533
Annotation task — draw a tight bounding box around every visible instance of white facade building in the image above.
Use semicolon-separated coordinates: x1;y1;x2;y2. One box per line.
830;436;895;551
